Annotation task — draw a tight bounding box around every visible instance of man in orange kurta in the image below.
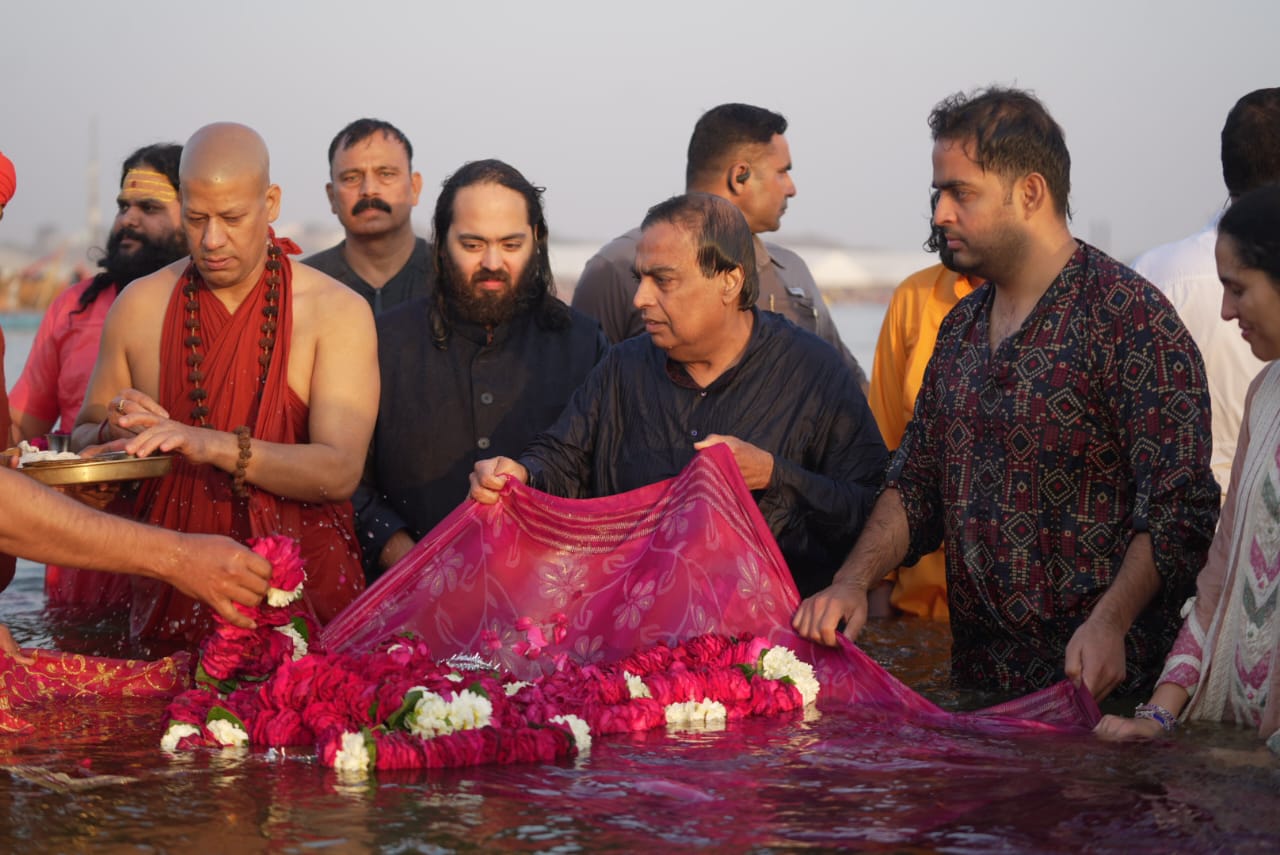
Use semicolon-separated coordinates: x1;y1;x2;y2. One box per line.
866;263;976;619
75;123;378;651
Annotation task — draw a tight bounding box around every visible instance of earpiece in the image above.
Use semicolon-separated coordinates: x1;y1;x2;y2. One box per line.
735;168;751;184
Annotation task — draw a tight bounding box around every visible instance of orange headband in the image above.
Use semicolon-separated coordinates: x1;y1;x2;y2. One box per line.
120;168;177;203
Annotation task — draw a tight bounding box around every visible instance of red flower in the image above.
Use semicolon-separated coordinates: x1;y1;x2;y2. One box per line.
250;535;306;594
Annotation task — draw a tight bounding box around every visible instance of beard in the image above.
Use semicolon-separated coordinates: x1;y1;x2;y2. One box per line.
441;253;542;327
100;227;188;286
938;217;1028;281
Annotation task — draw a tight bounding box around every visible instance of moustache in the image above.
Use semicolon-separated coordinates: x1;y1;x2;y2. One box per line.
351;196;394;216
470;267;511;288
114;227;146;244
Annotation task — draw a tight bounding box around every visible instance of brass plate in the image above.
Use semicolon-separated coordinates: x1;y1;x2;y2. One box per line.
20;454;173;486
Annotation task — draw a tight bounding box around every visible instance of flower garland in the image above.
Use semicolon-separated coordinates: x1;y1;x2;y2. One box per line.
162;539;821;775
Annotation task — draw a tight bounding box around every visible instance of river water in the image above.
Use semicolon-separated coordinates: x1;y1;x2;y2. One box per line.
2;307;1279;852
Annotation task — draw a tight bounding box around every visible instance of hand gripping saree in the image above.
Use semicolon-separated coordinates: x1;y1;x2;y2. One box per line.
3;445;1095;735
322;443;1098;732
128;236;364;648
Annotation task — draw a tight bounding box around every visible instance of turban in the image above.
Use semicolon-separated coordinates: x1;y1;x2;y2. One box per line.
0;150;14;207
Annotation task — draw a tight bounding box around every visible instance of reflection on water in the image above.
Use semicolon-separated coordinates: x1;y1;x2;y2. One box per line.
2;562;1278;851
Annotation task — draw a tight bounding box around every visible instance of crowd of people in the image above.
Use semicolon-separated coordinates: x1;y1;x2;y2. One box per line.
1;84;1278;750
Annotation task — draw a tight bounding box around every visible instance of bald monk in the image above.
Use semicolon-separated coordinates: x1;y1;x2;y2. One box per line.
73;123;377;650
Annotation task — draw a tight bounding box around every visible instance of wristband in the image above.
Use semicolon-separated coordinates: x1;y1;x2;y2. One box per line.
1134;702;1177;733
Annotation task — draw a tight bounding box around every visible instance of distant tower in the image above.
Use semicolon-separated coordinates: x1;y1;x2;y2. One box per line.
85;116;100;245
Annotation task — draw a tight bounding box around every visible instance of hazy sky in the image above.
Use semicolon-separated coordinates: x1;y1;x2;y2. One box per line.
1;0;1276;261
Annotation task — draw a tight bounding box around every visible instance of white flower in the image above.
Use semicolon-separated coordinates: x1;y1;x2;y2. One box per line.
445;672;464;683
408;691;452;739
760;646;820;707
664;698;727;729
275;624;308;661
161;722;200;752
504;680;532;697
207;718;249;747
624;671;651;699
333;731;370;773
266;582;304;607
449;690;493;731
550;714;592;753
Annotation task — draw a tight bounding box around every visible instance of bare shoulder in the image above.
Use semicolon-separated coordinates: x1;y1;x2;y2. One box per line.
290;260;374;334
108;259;186;321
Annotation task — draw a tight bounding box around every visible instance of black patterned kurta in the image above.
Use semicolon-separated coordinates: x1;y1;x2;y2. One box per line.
888;243;1219;694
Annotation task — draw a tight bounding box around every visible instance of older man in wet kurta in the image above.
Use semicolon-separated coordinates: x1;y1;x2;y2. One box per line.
74;122;376;650
471;193;886;597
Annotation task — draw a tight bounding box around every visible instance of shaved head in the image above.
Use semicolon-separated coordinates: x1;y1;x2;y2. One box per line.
178;122;281;292
180;122;271;192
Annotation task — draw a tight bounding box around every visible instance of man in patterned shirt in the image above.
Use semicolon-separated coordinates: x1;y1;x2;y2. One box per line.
795;87;1219;700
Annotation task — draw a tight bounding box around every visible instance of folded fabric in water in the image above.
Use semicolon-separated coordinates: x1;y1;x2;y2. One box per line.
322;445;1098;732
0;650;191;714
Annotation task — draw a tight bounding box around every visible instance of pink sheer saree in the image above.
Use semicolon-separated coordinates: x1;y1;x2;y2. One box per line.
323;444;1098;733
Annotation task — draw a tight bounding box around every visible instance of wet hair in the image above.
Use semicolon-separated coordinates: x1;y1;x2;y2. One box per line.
428;159;566;347
1221;88;1280;198
1219;183;1280;285
928;86;1072;218
76;143;183;314
327;118;414;170
686;103;788;189
641;192;759;310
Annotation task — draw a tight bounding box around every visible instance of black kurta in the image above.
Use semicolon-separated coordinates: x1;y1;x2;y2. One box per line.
520;309;887;596
356;299;608;579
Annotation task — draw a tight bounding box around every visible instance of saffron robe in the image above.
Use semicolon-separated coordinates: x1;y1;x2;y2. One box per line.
130;242;365;648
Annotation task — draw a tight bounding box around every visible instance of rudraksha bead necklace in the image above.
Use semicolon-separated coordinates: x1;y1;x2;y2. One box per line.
181;242;283;426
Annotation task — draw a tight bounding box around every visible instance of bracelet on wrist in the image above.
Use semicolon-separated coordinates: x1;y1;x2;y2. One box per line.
1134;702;1177;733
232;426;252;497
97;418;110;445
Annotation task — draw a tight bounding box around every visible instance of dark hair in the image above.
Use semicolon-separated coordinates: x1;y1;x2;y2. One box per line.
686;103;787;189
428;159;565;346
641;192;758;309
76;143;183;314
924;189;944;253
928;86;1072;218
327;118;414;170
1219;183;1280;284
1221;88;1280;198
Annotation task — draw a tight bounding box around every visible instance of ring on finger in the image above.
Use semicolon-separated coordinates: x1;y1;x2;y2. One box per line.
116;399;126;415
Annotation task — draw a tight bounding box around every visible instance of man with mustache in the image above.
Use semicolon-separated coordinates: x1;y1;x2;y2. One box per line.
8;143;187;615
471;193;886;598
572;103;866;388
306;119;433;315
795;87;1218;701
355;159;607;581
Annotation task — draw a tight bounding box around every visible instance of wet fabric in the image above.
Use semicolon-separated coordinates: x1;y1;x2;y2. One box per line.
130;239;365;649
519;308;887;597
323;444;1099;733
0;650;191;733
890;243;1218;694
